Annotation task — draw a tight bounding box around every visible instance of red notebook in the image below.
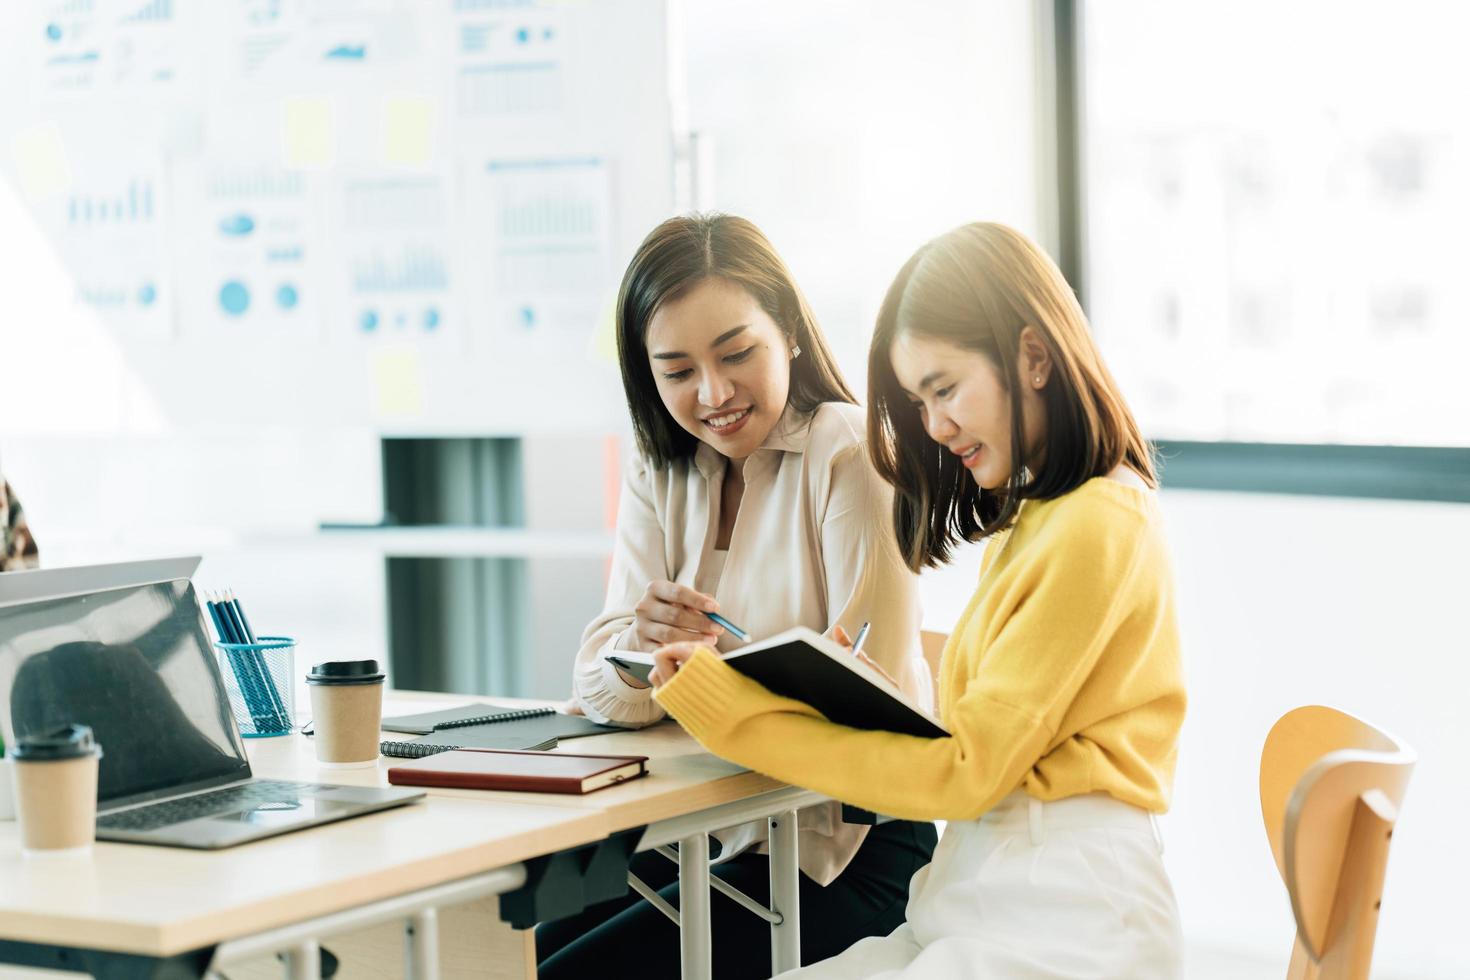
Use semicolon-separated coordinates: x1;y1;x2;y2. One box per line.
386;748;649;794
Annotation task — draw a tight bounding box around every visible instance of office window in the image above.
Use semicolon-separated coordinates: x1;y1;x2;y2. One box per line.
1082;1;1470;448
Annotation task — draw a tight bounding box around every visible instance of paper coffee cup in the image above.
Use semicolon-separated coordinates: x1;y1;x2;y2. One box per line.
11;724;102;855
306;660;385;768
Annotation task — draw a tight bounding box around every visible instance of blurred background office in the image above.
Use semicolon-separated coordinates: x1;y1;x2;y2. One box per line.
0;1;1464;977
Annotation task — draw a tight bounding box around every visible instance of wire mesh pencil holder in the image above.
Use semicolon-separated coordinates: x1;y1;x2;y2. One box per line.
214;636;296;738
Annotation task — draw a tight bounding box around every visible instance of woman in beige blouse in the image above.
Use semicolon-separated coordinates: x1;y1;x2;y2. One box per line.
537;214;936;979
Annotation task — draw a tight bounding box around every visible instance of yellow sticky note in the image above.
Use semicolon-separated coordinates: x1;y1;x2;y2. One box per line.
589;290;619;365
10;123;72;201
372;347;424;416
382;97;433;166
282;97;335;169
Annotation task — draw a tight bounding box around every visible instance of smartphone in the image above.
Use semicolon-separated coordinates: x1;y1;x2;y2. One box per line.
607;652;656;685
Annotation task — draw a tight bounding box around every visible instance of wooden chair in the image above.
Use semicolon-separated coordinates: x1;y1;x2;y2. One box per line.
1260;706;1416;980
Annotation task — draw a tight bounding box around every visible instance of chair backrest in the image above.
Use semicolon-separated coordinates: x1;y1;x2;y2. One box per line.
919;630;947;691
1260;706;1415;980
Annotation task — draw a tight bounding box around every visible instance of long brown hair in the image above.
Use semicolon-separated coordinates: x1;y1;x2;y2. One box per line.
868;222;1156;570
617;213;854;468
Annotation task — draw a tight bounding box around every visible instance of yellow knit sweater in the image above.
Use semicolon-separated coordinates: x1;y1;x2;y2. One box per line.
653;477;1186;822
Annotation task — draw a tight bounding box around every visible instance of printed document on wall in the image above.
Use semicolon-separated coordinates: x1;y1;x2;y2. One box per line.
217;0;425;85
468;156;613;340
175;162;321;338
31;0;182;98
453;0;565;117
216;0;306;82
34;143;173;340
334;174;456;342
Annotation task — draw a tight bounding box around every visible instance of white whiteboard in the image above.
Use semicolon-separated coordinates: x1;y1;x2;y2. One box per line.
0;0;676;437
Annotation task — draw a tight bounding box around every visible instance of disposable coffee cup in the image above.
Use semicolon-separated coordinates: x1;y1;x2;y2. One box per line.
306;660;385;768
11;724;102;856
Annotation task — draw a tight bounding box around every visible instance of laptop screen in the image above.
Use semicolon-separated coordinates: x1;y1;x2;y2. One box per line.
0;579;250;807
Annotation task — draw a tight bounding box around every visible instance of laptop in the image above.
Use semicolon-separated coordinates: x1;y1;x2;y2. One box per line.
0;558;424;849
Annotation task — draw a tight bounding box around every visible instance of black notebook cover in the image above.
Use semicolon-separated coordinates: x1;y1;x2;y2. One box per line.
722;627;948;739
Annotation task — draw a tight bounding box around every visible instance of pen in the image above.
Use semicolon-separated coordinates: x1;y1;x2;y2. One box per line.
219;591;252;646
704;610;751;643
851;621;871;656
228;589;290;727
204;595;236;643
227;589;258;644
207;592;270;729
211;590;290;733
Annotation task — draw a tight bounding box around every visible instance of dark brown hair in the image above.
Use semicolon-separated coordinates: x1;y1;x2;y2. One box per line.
867;222;1157;569
616;213;854;467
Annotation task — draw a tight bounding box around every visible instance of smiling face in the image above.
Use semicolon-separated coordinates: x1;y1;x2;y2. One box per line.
889;330;1050;490
645;277;794;463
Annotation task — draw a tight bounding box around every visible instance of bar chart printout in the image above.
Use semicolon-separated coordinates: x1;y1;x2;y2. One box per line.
475;156;612;339
50;160;173;340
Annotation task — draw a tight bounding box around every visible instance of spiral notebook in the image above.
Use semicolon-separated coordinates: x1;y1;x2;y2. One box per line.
379;703;618;759
382;702;562;735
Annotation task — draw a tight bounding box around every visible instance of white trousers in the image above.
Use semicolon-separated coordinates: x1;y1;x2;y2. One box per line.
784;792;1183;979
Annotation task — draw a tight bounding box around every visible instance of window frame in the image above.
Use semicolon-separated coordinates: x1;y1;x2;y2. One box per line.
1042;0;1470;502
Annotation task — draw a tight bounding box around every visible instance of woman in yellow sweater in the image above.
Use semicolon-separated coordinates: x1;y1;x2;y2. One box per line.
651;222;1186;977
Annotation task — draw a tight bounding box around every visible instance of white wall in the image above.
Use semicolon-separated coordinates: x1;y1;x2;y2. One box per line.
1163;490;1467;978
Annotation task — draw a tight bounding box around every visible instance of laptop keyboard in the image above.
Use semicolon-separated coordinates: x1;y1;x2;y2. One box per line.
97;780;333;833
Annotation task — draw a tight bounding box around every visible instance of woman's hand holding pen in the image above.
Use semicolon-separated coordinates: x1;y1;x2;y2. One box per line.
629;580;724;651
615;581;721;689
830;623;900;690
648;609;749;687
650;620;901;691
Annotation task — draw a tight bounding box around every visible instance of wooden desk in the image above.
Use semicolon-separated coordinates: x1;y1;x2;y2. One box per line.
247;692;825;979
248;691;798;832
0;791;604;980
0;796;603;955
0;691;825;980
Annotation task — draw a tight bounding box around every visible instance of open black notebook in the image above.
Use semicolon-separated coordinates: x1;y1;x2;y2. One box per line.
608;627;947;739
724;627;947;738
379;702;618;759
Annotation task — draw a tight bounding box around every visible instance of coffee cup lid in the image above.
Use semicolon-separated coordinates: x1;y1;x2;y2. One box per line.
11;724;102;762
306;659;385;685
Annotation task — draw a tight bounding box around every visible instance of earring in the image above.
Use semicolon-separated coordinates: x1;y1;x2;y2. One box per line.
1033;376;1043;386
791;346;802;359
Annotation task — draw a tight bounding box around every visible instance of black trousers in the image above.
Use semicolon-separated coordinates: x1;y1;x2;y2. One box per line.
536;820;937;980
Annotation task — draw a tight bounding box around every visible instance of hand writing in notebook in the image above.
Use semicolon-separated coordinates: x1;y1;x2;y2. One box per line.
651;624;902;691
829;624;899;690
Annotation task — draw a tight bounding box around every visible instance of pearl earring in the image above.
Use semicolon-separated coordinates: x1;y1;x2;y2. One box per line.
1034;376;1043;385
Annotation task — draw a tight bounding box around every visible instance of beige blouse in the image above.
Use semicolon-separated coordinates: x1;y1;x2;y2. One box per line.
572;402;930;886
